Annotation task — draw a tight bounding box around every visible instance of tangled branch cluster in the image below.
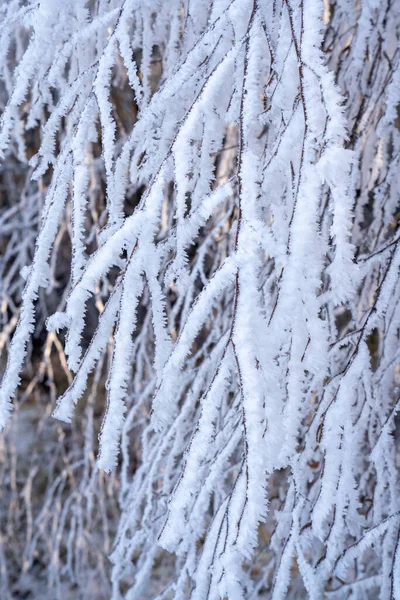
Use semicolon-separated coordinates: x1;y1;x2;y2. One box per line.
0;0;400;598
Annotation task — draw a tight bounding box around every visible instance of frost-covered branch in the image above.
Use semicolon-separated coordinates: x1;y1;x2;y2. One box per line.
1;0;400;597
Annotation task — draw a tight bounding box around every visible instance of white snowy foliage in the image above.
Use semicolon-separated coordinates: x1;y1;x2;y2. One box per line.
1;0;400;598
